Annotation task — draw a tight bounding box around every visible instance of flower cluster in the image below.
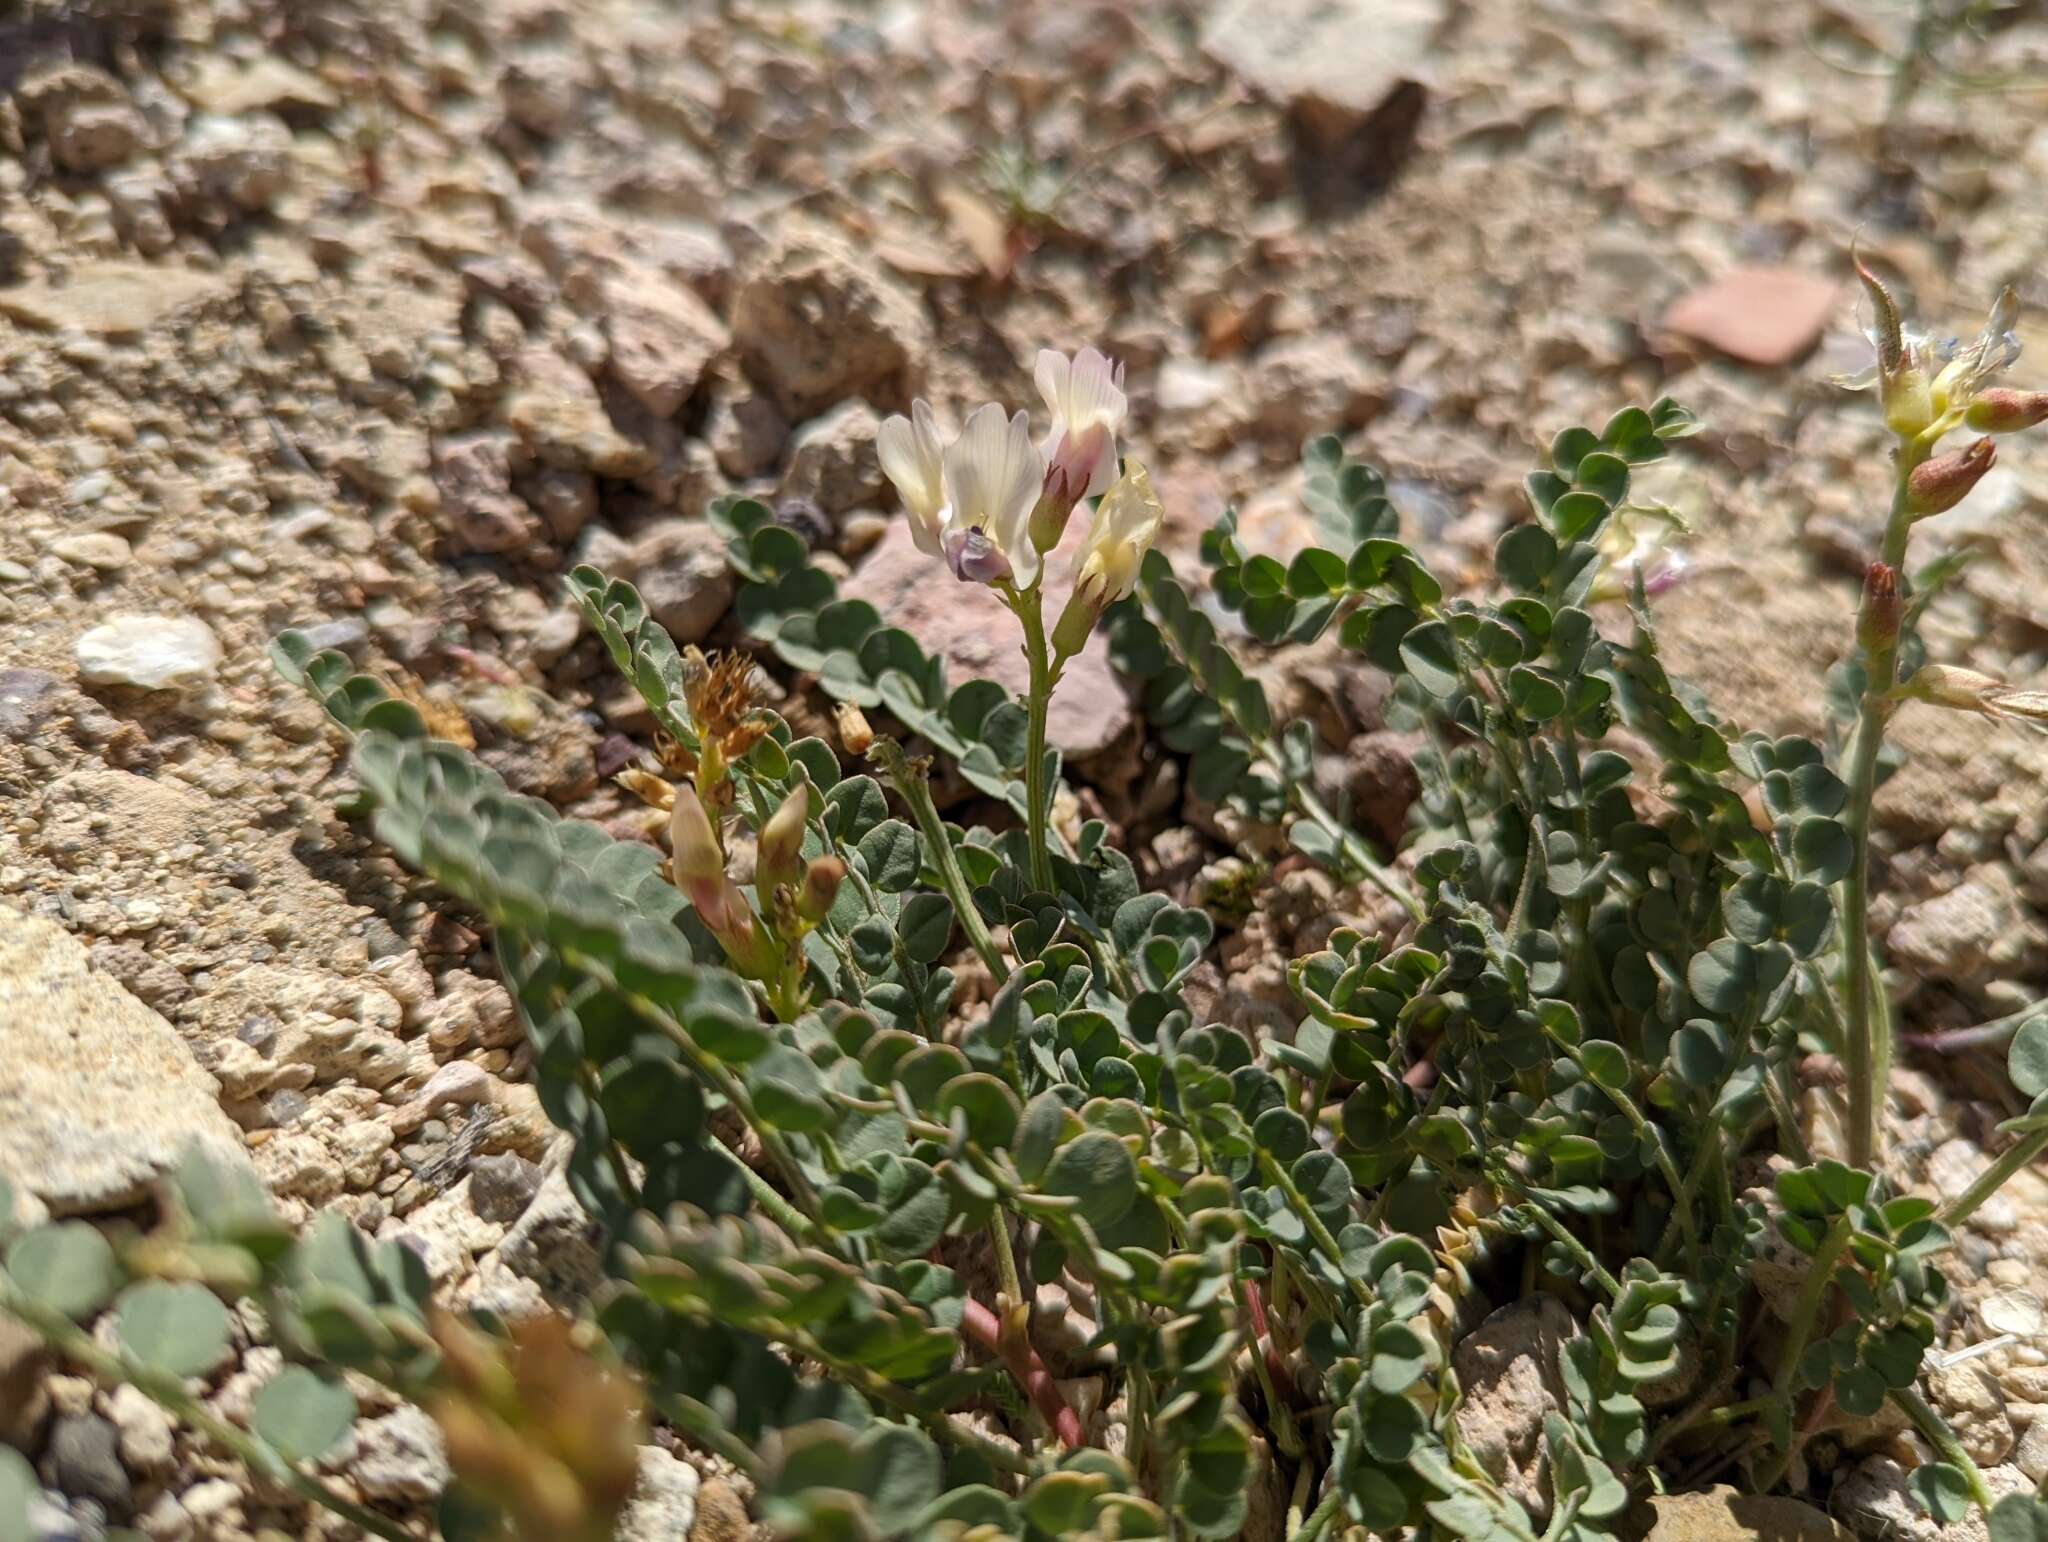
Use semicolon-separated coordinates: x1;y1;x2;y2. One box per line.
1851;262;2048;729
1846;256;2043;520
877;347;1159;646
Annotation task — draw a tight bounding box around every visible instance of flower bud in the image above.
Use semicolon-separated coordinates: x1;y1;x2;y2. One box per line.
1028;462;1087;555
756;784;808;899
1855;253;1936;438
668;782;724;884
1857;562;1901;658
835;700;874;757
1894;663;2048;728
797;855;846;923
1050;582;1102;660
1907;437;1996;516
1965;388;2048;434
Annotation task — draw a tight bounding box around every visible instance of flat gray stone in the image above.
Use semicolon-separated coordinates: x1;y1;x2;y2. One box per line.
0;906;244;1214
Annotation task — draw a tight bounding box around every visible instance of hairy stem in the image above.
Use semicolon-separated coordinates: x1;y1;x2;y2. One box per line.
1894;1383;1995;1508
571;953;825;1225
1939;1123;2048;1230
1506;1184;1622;1299
1257;1150;1372;1308
1772;1215;1853;1409
1841;469;1915;1170
989;1212;1024;1306
0;1281;416;1542
1291;1487;1344;1542
870;738;1010;983
1016;585;1059;894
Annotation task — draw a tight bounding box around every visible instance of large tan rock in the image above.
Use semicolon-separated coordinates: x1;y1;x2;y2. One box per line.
0;906;243;1214
0;262;228;335
1644;1486;1849;1540
729;220;929;419
1450;1295;1581;1525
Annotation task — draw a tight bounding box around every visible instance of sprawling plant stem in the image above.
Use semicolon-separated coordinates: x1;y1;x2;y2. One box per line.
1894;1385;1995;1508
1940;1124;2048;1229
0;1279;414;1542
1841;468;1917;1170
1291;1488;1345;1542
1754;1214;1855;1490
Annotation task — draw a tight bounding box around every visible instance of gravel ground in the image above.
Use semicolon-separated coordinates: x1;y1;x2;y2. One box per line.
7;0;2048;1536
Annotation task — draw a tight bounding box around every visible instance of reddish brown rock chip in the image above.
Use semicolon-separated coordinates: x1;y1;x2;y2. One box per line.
1662;268;1842;367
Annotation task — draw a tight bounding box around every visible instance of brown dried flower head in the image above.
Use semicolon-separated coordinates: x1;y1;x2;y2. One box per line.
427;1311;645;1542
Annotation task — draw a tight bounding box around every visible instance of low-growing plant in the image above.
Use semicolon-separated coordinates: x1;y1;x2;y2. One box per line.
11;304;2048;1542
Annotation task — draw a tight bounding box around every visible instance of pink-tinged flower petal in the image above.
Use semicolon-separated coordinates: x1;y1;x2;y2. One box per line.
945;526;1014;585
943;403;1043;587
1035;348;1128;501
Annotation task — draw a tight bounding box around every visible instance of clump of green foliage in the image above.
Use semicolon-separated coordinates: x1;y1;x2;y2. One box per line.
9;296;2048;1542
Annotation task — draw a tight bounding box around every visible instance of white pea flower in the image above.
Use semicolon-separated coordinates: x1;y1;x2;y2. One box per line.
877;400;948;557
1586;501;1691;605
941;402;1043;588
1052;459;1164;656
1031;347;1128;552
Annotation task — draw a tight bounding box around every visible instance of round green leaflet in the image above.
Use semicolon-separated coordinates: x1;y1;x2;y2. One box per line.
116;1280;232;1377
5;1223;120;1319
251;1366;359;1463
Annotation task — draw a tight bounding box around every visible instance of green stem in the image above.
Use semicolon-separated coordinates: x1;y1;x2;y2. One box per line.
1506;1185;1622;1298
723;1135;820;1240
1291;1487;1344;1542
1287;776;1425;923
804;1334;1034;1477
1016;586;1059;894
1841;469;1916;1171
1140;583;1422;921
1646;1391;1772;1459
1543;1026;1696;1265
0;1282;416;1542
568;950;825;1225
1893;1385;1996;1509
1772;1215;1853;1408
870;739;1010;984
990;1213;1024;1306
1939;1123;2048;1230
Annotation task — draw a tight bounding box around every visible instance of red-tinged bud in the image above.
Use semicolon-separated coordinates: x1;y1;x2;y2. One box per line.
1965;388;2048;434
1907;437;1996;517
1858;562;1901;657
797;855;846;923
1028;460;1086;555
756;784;808;899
